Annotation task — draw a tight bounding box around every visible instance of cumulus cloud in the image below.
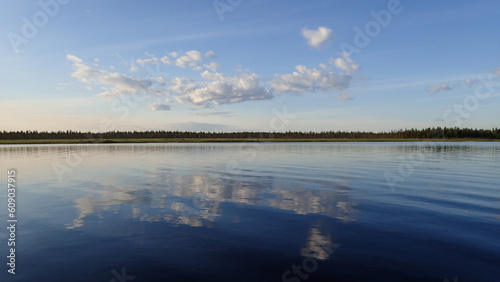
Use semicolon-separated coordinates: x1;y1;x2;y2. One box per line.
68;43;362;111
136;57;159;67
329;52;359;74
67;54;82;63
132;50;213;72
171;71;273;108
67;54;167;99
494;68;500;75
268;65;352;97
301;27;334;48
205;50;217;59
149;103;171;111
204;62;220;72
319;63;332;71
267;53;359;100
175;50;203;69
428;83;452;93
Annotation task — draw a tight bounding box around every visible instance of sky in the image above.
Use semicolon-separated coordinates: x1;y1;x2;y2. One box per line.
1;0;499;132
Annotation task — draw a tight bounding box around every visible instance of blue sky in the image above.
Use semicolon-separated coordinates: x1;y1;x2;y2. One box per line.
1;0;499;132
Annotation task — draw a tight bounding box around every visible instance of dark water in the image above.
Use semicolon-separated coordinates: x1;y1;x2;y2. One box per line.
0;142;499;281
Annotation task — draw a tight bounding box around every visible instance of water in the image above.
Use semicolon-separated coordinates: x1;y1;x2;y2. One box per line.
0;142;499;281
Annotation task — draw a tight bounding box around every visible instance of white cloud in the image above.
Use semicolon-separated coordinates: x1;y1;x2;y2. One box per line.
132;50;214;73
175;50;204;70
204;62;220;72
149;103;171;111
268;65;353;99
494;68;500;75
301;27;334;48
67;54;82;63
68;45;362;111
136;57;159;67
134;55;171;68
160;56;171;64
129;62;138;73
267;52;360;100
428;83;452;93
330;52;359;74
171;71;272;108
67;54;167;99
186;50;203;61
205;50;217;59
319;63;332;71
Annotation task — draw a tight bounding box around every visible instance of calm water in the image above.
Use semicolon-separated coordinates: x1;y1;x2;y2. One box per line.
0;142;499;281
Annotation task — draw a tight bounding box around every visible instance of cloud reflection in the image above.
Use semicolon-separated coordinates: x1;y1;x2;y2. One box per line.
66;169;358;230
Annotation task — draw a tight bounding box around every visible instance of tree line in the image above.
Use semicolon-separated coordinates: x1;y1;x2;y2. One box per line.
0;127;499;140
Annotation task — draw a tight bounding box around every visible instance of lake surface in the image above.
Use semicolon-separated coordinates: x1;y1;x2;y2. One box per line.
0;142;499;281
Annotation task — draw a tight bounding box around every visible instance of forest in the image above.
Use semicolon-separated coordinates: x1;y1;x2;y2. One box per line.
1;127;499;141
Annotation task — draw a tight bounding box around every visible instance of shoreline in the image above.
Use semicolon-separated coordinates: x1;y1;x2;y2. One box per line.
1;138;499;145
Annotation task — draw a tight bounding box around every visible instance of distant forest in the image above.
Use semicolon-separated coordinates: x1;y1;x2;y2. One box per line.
1;127;499;140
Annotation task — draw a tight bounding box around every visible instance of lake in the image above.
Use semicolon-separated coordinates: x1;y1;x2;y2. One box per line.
0;142;499;281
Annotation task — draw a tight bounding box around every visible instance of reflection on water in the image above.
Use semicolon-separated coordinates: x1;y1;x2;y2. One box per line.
0;143;499;281
66;172;357;230
300;226;339;260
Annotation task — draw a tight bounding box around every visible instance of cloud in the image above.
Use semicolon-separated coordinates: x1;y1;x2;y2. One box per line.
465;78;479;86
67;54;82;63
337;93;352;101
494;68;500;75
329;52;360;74
268;65;352;97
205;50;217;59
68;43;361;111
129;61;138;73
132;50;212;72
136;57;159;67
428;83;452;93
204;62;220;72
175;50;203;70
67;54;167;99
149;103;171;111
301;27;334;48
195;111;234;117
171;71;273;108
319;63;332;71
267;53;359;100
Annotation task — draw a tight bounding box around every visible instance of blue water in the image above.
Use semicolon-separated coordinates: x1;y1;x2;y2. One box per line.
0;142;499;281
